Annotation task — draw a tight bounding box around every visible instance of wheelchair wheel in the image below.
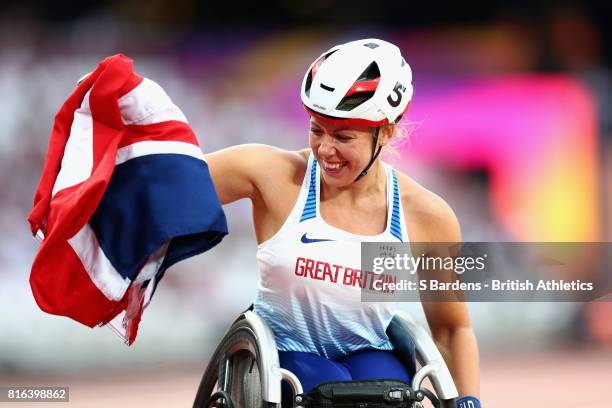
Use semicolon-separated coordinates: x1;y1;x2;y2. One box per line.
194;319;278;408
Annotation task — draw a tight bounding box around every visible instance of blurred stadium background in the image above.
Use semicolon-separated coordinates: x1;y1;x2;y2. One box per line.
1;0;611;406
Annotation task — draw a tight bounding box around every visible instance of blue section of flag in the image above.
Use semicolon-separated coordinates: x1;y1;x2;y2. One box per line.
89;153;228;281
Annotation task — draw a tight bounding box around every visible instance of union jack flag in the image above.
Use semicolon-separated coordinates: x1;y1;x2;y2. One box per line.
28;54;227;345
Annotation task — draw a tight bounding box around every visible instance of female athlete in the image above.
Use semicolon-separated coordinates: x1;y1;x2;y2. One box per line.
205;38;481;407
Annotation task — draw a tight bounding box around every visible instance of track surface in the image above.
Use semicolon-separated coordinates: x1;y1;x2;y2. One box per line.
1;349;610;407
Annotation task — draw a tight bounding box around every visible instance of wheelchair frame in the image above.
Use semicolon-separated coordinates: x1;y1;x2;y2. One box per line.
194;310;458;407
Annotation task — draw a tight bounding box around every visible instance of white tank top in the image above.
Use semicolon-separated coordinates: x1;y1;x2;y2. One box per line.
253;153;409;359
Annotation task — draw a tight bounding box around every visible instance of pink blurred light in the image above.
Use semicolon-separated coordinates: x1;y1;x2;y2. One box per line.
402;75;599;240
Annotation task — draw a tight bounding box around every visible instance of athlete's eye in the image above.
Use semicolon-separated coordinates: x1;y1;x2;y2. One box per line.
336;135;354;142
310;128;323;135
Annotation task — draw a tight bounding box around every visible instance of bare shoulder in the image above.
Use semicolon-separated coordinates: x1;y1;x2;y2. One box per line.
204;144;307;204
395;171;461;243
297;148;311;161
209;143;303;167
249;145;309;186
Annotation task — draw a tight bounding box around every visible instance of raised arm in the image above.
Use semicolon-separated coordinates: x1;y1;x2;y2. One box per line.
204;144;278;205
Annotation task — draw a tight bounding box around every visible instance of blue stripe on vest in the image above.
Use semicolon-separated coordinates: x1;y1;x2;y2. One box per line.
390;170;403;241
300;159;318;222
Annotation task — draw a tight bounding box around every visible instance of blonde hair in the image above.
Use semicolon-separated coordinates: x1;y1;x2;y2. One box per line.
381;120;419;159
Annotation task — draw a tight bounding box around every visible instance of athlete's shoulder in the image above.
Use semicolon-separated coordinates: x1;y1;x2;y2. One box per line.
217;143;297;161
265;145;308;183
234;144;309;188
204;144;308;204
394;170;461;243
297;148;311;161
216;143;306;172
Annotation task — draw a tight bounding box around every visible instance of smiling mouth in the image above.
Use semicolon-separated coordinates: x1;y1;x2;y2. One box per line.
321;160;347;171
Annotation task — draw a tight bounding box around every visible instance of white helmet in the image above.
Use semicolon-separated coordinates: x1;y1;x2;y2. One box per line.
301;38;413;127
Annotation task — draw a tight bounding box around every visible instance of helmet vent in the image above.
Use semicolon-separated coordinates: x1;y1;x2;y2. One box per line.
305;50;338;97
320;83;335;92
363;42;380;49
336;91;375;111
401;57;406;67
357;62;380;82
305;71;313;96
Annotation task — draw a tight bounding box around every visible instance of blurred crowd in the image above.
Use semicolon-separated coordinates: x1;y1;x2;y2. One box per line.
0;1;610;373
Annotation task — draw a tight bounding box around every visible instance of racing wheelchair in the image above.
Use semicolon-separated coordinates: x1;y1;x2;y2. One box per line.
193;310;458;408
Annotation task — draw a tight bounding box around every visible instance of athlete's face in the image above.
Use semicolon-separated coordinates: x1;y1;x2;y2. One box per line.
308;118;376;186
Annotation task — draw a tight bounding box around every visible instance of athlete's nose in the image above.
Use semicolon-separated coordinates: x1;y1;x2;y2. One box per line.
318;136;337;157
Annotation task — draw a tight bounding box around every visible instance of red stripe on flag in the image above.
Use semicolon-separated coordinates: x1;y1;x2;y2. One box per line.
30;239;122;327
28;54;141;236
119;121;200;148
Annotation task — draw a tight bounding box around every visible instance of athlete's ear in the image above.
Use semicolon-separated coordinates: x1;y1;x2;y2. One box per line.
379;124;395;146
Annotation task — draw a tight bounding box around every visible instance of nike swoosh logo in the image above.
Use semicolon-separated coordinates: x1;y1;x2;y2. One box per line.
301;233;334;244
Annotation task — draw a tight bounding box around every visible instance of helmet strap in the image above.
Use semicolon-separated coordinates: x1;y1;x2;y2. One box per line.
355;126;382;181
